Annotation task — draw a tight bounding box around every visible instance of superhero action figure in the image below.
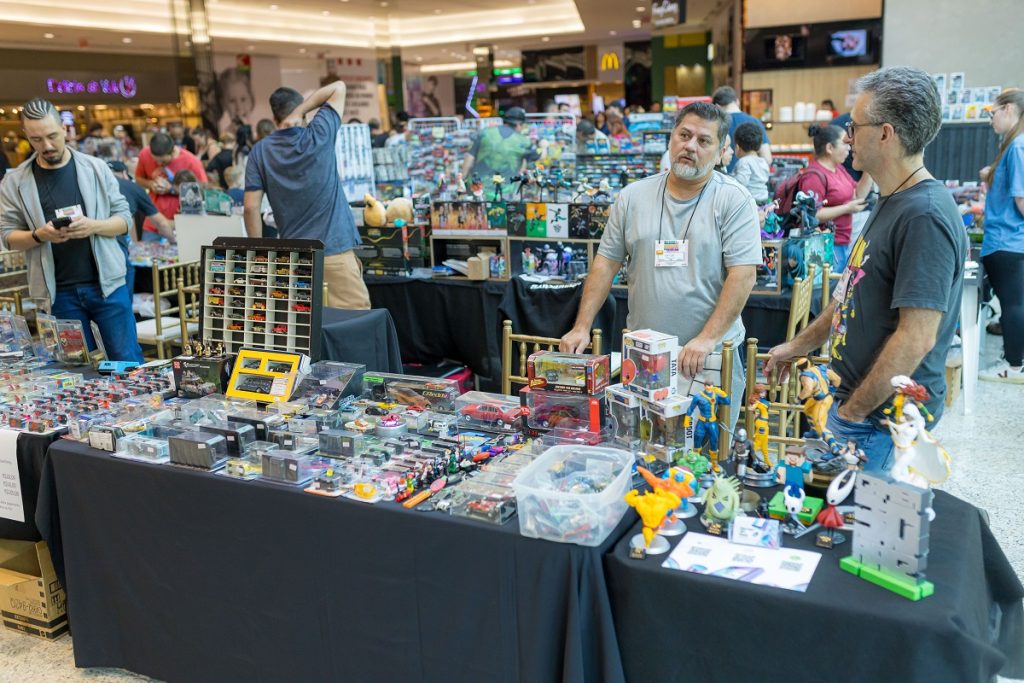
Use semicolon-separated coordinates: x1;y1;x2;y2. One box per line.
883;375;934;424
684;381;730;471
795;358;841;452
747;382;773;468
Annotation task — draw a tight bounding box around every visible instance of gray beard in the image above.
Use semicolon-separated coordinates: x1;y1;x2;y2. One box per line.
671;158;716;180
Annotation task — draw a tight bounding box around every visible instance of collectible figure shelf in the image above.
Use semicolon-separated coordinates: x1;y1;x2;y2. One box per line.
200;238;325;358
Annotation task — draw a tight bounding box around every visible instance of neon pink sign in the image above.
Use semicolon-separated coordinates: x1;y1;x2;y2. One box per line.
46;75;137;99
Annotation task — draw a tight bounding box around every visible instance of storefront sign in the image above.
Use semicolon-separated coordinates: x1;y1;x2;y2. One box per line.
597;43;624;82
652;0;686;29
46;75;137;99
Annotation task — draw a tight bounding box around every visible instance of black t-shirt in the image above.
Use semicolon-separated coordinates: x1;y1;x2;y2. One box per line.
116;176;158;242
32;161;100;289
205;149;234;189
829;179;968;424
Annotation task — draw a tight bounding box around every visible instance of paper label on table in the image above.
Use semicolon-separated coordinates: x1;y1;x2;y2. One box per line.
662;532;820;592
270;377;290;397
0;428;24;522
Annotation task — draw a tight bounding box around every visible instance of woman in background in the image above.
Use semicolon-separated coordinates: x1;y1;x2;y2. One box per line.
980;88;1024;383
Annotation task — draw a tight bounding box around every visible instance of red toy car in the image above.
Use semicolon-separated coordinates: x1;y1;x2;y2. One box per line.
292;303;311;312
272;325;288;334
249;313;266;321
459;402;525;427
532;405;579;428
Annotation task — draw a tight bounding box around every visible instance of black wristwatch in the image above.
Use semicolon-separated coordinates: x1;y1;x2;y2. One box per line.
31;228;42;244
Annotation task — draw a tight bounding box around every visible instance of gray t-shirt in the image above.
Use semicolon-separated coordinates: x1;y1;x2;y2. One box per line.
829;179;968;425
598;170;762;347
732;155;770;203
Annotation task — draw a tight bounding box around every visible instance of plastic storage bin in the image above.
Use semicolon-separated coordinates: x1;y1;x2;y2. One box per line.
512;444;633;546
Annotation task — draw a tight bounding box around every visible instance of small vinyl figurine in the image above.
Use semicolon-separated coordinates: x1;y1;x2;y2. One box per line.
491;174;505;202
795;358;841;452
731;428;755;479
215;342;225;358
777;445;813;536
521;246;537;274
625;488;682;557
469;174;484;200
815;468;856;548
182;338;193;357
699;475;742;535
676;449;713;493
561;243;573;275
838;439;867;468
684;381;730;471
542;245;560;275
747;383;773;468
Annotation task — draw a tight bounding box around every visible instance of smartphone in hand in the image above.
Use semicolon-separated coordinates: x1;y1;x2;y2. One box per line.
52;216;73;229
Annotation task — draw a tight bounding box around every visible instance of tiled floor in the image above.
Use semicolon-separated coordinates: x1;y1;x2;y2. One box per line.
1;336;1021;683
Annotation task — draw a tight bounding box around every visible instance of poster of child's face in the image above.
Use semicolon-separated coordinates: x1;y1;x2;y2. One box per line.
212;55;277;136
218;69;255;126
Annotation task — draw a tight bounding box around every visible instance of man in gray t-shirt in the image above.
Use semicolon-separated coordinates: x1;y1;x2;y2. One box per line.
561;102;761;419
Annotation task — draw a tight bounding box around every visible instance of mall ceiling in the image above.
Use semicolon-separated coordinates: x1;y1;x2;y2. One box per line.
0;0;720;65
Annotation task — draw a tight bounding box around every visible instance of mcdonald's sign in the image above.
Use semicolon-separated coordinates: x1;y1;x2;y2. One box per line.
597;43;623;82
600;52;620;72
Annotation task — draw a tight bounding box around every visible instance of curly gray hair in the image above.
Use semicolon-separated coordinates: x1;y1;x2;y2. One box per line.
856;66;942;157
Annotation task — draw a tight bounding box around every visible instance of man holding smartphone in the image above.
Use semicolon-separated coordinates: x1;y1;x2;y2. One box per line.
0;97;142;362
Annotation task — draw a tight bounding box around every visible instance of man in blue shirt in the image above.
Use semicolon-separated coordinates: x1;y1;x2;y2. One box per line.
243;82;370;309
712;86;771;173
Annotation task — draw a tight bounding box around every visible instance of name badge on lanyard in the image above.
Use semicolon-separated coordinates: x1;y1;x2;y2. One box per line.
654;239;688;268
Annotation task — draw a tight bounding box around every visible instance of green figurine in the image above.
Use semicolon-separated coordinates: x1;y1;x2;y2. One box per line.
699;475;742;534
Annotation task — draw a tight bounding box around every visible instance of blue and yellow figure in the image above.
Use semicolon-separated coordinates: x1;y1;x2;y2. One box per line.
748;383;773;468
684;381;730;471
795;358;842;452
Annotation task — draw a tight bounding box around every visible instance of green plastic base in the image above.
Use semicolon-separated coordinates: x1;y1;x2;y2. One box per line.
767;491;823;525
839;556;935;601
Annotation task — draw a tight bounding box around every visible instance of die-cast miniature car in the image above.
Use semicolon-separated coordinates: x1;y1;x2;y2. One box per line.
271;290;288;299
292;303;311;312
249;313;266;322
253;301;267;310
207;286;224;295
272;325;288;334
459;402;525;427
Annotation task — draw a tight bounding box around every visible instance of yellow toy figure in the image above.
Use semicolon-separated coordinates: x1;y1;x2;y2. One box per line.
883;375;934;424
748;383;773;468
625;489;682;557
684;381;730;472
795;358;842;453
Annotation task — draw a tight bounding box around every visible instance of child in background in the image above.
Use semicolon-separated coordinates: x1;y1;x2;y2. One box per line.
224;165;245;206
732;122;771;203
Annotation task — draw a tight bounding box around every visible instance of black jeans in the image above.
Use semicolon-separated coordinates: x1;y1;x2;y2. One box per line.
983;250;1024;365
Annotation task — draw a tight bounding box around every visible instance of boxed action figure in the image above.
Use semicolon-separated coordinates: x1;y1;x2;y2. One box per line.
605;384;642;449
526;351;610;395
622;330;679;401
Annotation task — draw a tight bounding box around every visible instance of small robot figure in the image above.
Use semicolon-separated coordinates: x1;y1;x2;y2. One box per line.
731;428;757;479
684;381;730;470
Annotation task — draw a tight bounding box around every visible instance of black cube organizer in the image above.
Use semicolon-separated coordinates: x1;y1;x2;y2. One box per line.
200;237;325;358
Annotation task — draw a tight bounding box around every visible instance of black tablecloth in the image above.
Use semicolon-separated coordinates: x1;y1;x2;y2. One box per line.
320;307;403;372
366;276;809;388
604;490;1024;683
0;432;61;541
36;441;628;683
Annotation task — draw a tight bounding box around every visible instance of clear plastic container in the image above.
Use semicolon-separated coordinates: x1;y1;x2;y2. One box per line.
455;391;526;433
512;444;633;546
260;450;317;485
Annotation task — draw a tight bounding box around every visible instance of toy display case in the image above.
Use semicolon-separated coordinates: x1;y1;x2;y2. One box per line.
260;449;318;486
195;420;256;456
574;153;660;194
524;113;577;178
449;479;517;525
168;431;229;470
200;238;324;358
362;372;460;413
622;330;679;402
519;386;604;433
605;384;642;449
751;239;784;295
527;351;610;395
407;117;472;196
455;391;526;433
512;444;633;546
226;349;309;404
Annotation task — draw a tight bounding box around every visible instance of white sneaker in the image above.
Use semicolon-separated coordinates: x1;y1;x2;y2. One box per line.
980;359;1024;384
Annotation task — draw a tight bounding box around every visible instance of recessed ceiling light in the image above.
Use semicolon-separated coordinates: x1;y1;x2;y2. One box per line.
299;48;306;53
380;1;388;6
269;4;278;9
609;30;618;36
322;10;330;15
77;105;85;111
635;5;645;11
541;36;550;42
247;44;255;50
122;37;132;44
43;32;54;39
415;56;423;62
632;19;641;28
434;8;442;13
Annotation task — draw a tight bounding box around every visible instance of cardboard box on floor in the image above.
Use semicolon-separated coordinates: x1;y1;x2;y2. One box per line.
0;540;68;640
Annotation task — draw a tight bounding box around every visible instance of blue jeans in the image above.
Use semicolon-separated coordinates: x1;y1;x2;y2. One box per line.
141;230;162;243
52;284;143;363
118;241;135;296
832;242;852;273
826;401;894;473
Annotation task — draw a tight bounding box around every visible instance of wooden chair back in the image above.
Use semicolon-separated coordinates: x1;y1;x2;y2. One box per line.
176;279;202;347
785;263;816;341
501;320;603;395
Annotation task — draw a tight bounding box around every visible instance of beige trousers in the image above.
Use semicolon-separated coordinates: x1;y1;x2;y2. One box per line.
323;251;371;310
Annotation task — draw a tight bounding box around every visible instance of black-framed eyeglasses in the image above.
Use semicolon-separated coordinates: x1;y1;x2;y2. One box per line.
844;119;884;139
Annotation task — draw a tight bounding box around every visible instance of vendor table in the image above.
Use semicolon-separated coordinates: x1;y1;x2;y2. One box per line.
365;276;812;389
35;441;628;683
319;307;403;373
0;431;62;541
604;490;1024;683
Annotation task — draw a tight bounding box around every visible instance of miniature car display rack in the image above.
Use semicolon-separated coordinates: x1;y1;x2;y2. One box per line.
200;237;325;359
